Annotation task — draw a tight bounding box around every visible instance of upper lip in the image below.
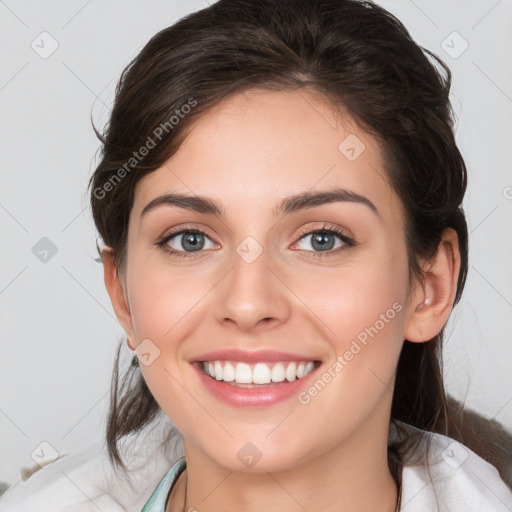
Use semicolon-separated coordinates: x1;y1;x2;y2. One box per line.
190;349;321;364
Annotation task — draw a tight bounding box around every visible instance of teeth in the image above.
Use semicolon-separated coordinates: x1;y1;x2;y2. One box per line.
271;363;286;382
251;363;268;384
235;362;252;384
202;360;316;384
285;362;297;381
223;362;235;382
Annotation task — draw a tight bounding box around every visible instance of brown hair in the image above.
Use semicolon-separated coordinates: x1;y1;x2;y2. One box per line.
88;0;511;490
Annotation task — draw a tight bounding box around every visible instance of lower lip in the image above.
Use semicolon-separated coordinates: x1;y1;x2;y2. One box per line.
192;362;321;407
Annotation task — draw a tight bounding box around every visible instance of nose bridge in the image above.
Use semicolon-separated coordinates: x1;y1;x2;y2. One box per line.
214;235;289;331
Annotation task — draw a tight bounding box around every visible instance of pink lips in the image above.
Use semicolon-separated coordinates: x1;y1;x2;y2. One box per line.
190;349;322;407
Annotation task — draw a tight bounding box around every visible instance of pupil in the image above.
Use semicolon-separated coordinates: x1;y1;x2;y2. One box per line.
312;232;334;251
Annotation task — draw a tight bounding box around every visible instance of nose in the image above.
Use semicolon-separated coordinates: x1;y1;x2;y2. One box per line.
214;242;291;333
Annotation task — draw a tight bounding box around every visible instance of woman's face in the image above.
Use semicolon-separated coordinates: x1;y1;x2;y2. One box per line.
117;88;419;472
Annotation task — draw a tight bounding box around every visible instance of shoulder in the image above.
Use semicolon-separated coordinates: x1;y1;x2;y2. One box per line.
0;418;182;512
399;425;512;511
0;441;128;512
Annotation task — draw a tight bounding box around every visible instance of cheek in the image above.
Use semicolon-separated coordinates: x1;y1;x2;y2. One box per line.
286;257;408;436
285;245;409;408
127;260;208;343
286;246;408;346
125;262;210;427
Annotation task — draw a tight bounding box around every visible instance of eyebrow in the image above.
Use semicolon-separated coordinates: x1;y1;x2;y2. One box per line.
140;187;381;219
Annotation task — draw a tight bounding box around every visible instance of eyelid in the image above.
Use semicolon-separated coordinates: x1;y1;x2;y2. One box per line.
157;223;218;243
294;222;353;241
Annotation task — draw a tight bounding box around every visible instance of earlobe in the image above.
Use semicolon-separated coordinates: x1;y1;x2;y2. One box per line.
404;228;461;343
102;247;136;346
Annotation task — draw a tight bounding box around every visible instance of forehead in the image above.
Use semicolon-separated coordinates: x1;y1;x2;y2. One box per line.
132;88;401;225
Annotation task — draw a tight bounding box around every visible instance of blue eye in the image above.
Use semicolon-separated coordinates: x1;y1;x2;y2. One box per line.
156;225;355;259
157;229;216;258
297;231;344;252
293;226;355;258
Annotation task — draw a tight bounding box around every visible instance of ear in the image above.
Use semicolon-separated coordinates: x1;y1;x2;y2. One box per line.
102;247;136;350
404;227;461;343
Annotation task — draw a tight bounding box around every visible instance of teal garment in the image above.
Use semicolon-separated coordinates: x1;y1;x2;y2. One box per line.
141;456;187;511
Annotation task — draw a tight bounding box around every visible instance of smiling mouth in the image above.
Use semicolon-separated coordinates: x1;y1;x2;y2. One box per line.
198;360;322;387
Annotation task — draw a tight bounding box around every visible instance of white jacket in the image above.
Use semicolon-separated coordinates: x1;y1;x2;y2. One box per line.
1;418;511;511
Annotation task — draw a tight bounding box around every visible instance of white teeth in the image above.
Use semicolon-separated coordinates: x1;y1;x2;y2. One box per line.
214;361;223;380
253;363;271;384
285;362;297;381
271;363;286;382
223;362;235;382
202;360;317;384
235;362;252;384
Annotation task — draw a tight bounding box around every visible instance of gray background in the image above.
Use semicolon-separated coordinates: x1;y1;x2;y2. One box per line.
1;0;511;489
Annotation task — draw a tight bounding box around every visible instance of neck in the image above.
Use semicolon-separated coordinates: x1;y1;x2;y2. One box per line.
168;418;398;512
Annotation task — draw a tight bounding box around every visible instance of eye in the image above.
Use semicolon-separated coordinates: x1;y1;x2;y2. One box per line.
292;225;355;258
156;228;217;258
155;223;356;259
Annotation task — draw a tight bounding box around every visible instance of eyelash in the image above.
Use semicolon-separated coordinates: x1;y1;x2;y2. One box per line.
155;224;356;260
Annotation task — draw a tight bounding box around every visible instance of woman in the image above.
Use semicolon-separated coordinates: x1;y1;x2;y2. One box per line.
1;0;511;511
